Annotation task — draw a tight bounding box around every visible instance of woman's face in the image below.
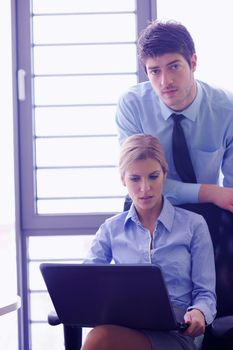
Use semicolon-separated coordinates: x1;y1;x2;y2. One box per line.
121;158;166;214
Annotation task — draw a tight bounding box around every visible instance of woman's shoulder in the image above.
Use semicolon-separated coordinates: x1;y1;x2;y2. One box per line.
170;207;211;249
103;210;129;228
173;205;209;235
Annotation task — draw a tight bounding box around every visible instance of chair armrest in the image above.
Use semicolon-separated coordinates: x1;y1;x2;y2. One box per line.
48;310;61;326
48;310;82;349
211;316;233;338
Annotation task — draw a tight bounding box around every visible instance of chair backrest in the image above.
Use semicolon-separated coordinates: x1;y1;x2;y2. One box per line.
177;203;233;350
177;203;233;318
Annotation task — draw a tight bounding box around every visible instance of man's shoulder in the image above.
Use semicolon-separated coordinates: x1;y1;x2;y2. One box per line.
198;80;233;104
120;80;156;100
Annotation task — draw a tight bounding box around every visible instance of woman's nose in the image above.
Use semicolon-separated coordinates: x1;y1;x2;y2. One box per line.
140;179;150;191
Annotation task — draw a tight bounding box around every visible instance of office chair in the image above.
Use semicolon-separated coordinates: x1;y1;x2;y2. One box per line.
47;203;233;350
177;203;233;350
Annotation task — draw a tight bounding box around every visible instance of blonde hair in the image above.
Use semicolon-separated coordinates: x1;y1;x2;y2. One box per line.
119;134;168;176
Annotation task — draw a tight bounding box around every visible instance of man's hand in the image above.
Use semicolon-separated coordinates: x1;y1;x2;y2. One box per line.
199;184;233;213
182;309;205;337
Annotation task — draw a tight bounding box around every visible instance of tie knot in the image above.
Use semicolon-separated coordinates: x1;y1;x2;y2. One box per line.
171;113;185;124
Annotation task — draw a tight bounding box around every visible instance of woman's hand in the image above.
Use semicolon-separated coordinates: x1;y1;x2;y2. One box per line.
182;309;206;337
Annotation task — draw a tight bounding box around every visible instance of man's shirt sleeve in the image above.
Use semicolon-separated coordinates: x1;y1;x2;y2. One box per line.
163;178;201;204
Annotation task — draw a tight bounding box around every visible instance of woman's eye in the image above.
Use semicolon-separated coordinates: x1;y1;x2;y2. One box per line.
149;175;159;180
129;177;140;182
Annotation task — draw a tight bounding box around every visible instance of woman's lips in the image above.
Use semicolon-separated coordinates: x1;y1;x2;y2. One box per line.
139;195;153;201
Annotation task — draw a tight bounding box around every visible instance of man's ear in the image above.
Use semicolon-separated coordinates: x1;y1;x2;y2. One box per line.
191;53;197;72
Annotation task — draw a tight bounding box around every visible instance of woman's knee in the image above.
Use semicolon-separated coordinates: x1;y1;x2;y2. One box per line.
81;325;115;350
81;325;152;350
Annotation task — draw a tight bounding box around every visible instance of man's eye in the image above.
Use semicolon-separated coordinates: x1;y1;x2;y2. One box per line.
151;69;160;76
170;64;179;70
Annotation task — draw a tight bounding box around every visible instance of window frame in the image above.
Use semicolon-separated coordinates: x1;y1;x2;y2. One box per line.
12;1;157;349
14;0;157;235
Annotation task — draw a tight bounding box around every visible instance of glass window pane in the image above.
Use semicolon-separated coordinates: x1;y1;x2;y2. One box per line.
33;14;136;44
29;262;47;290
36;168;124;197
35;106;117;136
29;236;94;260
34;75;137;105
30;0;139;217
34;44;137;75
33;0;136;14
31;323;64;350
37;197;125;214
30;292;53;321
36;136;119;167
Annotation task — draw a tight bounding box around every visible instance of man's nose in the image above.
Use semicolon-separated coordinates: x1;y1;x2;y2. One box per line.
160;72;173;87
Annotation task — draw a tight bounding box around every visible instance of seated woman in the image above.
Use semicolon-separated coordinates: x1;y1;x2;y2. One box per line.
82;134;216;350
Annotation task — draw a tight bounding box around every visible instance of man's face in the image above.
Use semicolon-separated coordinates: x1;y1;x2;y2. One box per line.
145;53;197;111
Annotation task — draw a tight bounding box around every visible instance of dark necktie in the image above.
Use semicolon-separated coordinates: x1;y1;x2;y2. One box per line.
171;113;197;183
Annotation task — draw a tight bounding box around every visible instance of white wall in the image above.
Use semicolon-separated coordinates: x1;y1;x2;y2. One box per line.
157;0;233;91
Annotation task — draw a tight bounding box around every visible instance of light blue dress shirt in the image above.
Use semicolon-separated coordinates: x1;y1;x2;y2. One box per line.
115;80;233;204
84;198;217;325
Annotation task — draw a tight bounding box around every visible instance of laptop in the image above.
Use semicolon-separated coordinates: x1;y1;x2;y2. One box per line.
40;263;188;331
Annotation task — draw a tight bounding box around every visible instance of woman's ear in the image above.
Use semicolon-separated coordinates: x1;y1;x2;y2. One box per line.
121;175;126;186
161;171;167;185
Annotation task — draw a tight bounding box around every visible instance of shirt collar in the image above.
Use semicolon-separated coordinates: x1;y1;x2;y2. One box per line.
159;80;203;122
157;197;175;232
124;204;140;226
124;197;175;233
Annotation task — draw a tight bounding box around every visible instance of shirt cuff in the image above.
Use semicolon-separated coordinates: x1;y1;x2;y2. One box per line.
187;304;215;326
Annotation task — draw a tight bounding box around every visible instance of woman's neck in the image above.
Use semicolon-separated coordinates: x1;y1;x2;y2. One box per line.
135;200;163;235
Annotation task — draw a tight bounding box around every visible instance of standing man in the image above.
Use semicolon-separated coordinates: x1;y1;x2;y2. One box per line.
115;20;233;213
